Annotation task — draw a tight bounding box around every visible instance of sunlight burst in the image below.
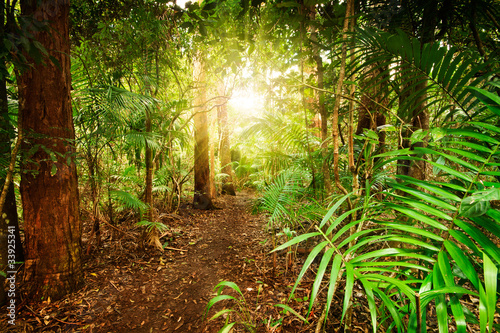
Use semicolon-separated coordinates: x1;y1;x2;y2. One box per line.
228;89;264;118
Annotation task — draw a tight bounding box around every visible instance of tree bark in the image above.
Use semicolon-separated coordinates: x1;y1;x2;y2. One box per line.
217;88;236;196
193;53;214;209
331;0;354;195
18;0;82;301
0;75;24;306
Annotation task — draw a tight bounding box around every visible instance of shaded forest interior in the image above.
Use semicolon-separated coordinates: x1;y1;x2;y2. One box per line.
1;0;500;332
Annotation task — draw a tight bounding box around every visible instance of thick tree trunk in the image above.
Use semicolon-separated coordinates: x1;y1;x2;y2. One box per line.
217;98;236;196
18;0;82;301
193;54;214;209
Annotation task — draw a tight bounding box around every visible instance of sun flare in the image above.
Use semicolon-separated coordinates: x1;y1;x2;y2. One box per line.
228;88;264;118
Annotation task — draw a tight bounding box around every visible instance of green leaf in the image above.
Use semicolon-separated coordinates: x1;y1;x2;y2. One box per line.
325;254;343;318
218;322;236;333
208;308;235;322
432;265;449;333
341;262;354;323
320;193;352;229
271;232;321;253
205;294;238;317
288;241;328;299
385;203;448;230
454;219;500;264
483;253;497;333
359;278;377;333
308;247;335;315
443;241;480;290
274;304;309;324
50;164;57;176
214;281;244;298
438;252;466;333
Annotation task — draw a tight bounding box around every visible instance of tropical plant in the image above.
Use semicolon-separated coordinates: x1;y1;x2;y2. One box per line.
272;26;500;333
205;281;257;333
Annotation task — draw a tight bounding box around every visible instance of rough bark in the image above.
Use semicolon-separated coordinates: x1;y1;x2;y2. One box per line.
331;0;354;195
217;94;236;196
193;54;213;209
18;0;82;300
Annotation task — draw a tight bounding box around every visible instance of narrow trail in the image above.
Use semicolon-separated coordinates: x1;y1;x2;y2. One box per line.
2;191;279;332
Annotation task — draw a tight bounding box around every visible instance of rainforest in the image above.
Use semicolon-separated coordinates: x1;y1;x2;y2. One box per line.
0;0;500;332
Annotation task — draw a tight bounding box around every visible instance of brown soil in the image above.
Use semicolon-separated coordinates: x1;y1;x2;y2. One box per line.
0;191;338;333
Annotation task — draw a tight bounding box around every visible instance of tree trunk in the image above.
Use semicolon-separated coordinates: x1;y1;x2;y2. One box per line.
0;77;24;306
217;88;236;196
331;0;354;195
18;0;82;301
193;53;214;209
209;103;217;199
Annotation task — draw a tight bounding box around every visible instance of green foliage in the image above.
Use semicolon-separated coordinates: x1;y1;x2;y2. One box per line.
348;27;489;123
205;281;257;333
253;167;324;230
110;189;147;214
277;85;500;332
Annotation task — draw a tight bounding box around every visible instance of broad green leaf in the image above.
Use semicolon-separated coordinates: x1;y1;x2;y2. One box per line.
449;229;482;257
356;260;432;273
209;309;235;322
308;248;335;315
218;322;237;333
319;193;352;229
383;235;440;252
444;240;480;290
432;265;449;333
395;176;462;202
271;232;321;253
381;222;444;241
359;278;377;333
460;197;491;218
454;219;500;264
438;252;466;333
426;159;474;182
394;196;453;221
483;253;497;333
468;87;500;116
447;129;500;145
385;203;448;230
205;294;238;316
373;286;404;333
389;183;456;210
288;241;328;299
214;281;244;298
350;248;435;264
341;262;355;323
325;254;343;318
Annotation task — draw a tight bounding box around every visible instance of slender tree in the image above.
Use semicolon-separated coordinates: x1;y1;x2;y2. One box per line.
18;0;82;300
193;51;214;209
217;84;236;196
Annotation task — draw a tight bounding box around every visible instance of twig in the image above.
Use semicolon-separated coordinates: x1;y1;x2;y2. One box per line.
109;281;121;292
164;246;187;252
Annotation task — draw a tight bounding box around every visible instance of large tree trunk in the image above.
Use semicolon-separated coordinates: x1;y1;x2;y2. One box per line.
217;91;236;196
193;54;214;209
18;0;82;300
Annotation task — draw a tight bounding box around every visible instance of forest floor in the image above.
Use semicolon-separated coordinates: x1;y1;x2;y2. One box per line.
0;190;369;333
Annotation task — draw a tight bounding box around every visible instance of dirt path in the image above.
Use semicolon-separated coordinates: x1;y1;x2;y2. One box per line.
2;191;297;332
